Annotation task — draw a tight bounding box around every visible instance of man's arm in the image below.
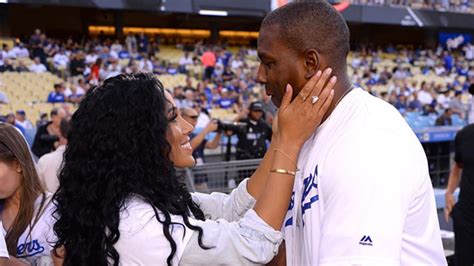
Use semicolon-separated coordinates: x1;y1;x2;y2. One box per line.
190;120;218;150
445;162;462;222
205;132;221;149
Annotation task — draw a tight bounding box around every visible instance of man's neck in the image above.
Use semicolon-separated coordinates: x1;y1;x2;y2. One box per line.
320;73;352;123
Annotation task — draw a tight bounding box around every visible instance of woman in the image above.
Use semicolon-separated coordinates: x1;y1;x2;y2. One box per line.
53;71;335;265
0;123;56;264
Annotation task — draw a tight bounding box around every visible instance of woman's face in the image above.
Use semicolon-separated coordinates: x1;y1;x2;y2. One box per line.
164;91;195;168
0;160;22;199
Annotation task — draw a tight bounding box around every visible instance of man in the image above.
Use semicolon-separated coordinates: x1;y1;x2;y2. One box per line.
15;110;33;130
181;107;222;191
436;108;453;126
37;118;70;192
47;83;66;103
445;123;474;265
235;101;272;161
201;48;216;80
29;57;47;73
5;113;25;135
449;91;466;119
69;51;86;81
32;108;67;158
257;1;444;264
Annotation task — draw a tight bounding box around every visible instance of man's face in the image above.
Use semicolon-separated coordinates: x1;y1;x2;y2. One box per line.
257;24;306;107
182;110;199;127
249;109;263;121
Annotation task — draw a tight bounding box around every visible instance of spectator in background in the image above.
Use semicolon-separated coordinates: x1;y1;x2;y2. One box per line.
234;101;272;161
36;113;48;128
53;48;69;71
202;47;216;80
32;107;67;158
111;40;123;54
417;81;434;106
463;43;474;60
15;110;33;130
125;33;137;52
137;32;148;54
66;84;85;104
0;124;56;264
181;107;222;191
89;58;102;84
394;95;409;111
47;83;66;103
436;108;453;126
37;118;70;192
437;89;451;109
0;59;14;72
29;57;47;73
15;60;29;72
450;91;466;119
408;91;423;112
5;113;25;135
179;51;194;73
85;47;100;65
69;51;85;81
445;123;474;266
215;88;237;111
9;42;29;59
180;90;195;109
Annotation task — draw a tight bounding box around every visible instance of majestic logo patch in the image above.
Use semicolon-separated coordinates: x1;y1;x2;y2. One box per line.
359;235;373;246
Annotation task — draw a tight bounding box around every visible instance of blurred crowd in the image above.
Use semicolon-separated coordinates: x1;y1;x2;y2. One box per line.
0;29;473;133
352;0;474;13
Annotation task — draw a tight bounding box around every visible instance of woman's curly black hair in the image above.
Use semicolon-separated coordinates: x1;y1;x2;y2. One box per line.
53;73;208;266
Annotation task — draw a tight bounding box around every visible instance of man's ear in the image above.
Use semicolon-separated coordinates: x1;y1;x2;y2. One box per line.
303;49;320;79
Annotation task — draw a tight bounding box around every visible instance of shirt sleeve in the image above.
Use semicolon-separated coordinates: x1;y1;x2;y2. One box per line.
191;178;256;222
0;221;9;259
180;209;283;265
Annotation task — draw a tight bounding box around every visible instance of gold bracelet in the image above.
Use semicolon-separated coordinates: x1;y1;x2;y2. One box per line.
274;149;297;166
270;168;297;176
274;149;299;171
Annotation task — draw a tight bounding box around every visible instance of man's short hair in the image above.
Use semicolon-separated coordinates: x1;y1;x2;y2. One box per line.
261;0;350;68
60;118;71;139
50;108;59;117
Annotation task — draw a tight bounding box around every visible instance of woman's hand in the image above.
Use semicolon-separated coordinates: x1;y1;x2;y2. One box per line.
276;68;336;155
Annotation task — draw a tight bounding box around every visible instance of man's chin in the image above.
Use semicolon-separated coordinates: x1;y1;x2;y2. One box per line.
271;96;281;108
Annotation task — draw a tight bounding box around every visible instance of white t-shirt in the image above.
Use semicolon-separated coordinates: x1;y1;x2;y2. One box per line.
29;63;47;73
283;88;446;265
179;56;193;66
417;90;433;106
0;221;8;259
37;145;65;193
1;193;56;264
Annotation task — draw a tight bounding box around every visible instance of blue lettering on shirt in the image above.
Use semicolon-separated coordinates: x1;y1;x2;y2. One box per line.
17;239;45;258
301;165;319;226
284;192;295;227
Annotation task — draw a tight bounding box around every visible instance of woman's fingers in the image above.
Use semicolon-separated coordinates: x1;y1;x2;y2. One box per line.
297;70;322;102
312;75;337;112
309;68;333;99
280;84;293;110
